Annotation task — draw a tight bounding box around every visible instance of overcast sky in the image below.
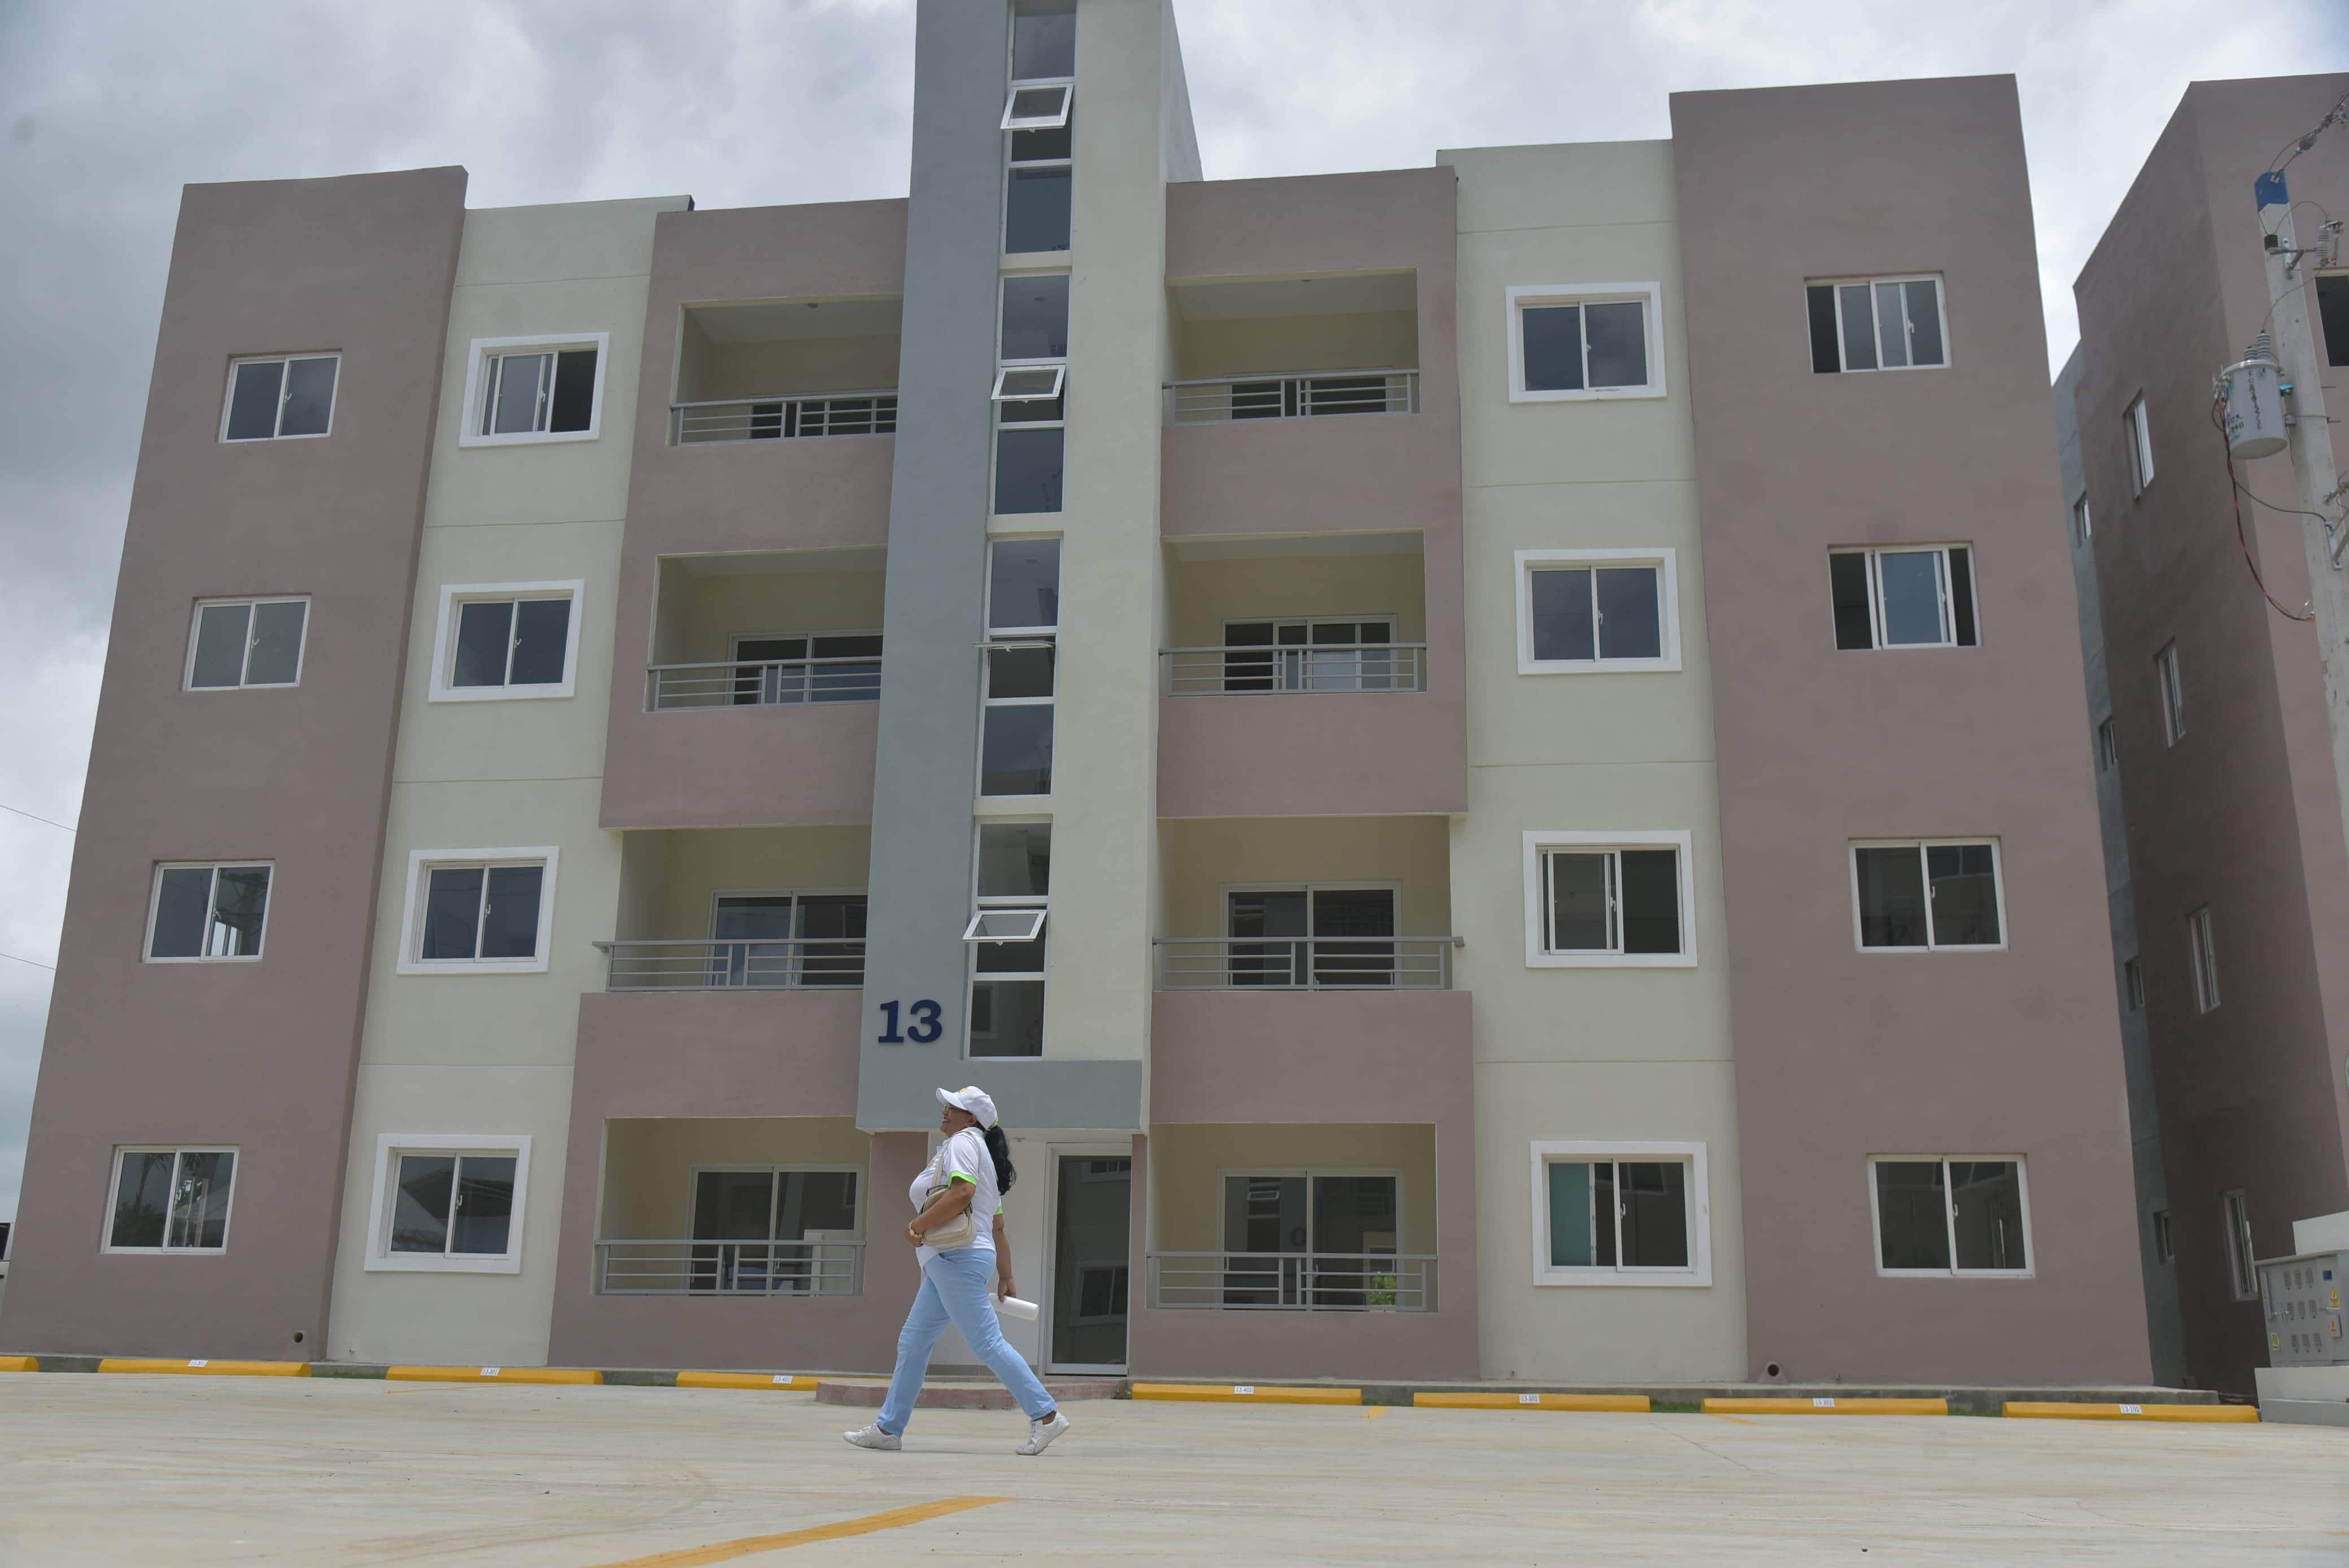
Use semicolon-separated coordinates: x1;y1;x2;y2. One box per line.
2;1;2346;1224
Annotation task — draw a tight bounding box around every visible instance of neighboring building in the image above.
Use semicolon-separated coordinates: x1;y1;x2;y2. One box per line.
2066;72;2349;1394
1;1;2150;1388
2054;346;2188;1387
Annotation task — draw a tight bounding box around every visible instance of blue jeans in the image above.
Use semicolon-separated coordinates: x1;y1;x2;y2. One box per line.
876;1247;1056;1435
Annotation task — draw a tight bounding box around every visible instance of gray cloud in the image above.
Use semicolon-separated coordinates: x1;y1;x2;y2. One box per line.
1;0;2345;1222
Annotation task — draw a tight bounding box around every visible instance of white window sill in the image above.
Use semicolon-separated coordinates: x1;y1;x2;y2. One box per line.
1518;657;1683;676
222;430;334;444
395;956;551;977
1527;951;1697;970
1535;1267;1711;1289
100;1247;228;1257
1509;385;1665;404
427;684;578;704
457;429;600;450
1875;1268;2034;1281
1855;944;2009;956
142;954;264;966
364;1253;524;1275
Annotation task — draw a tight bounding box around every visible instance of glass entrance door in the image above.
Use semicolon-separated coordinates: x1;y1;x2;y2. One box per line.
1049;1155;1131;1370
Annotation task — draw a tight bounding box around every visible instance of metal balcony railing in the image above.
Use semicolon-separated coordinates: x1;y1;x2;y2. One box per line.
1161;644;1427;696
1147;1251;1434;1311
595;1238;864;1296
594;938;866;992
1154;936;1455;990
647;656;883;711
1163;369;1417;425
670;391;897;444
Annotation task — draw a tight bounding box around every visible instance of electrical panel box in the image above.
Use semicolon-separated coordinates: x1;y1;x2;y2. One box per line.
2260;1250;2348;1368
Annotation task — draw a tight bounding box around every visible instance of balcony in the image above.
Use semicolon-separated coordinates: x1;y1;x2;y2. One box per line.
595;936;864;992
549;1113;923;1373
1155;935;1452;990
602;824;868;982
601;552;882;828
1158;534;1461;816
1147;1251;1434;1311
1164;369;1418;425
670;297;901;446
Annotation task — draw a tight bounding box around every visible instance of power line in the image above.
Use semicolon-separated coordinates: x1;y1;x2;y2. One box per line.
0;949;55;972
0;802;76;833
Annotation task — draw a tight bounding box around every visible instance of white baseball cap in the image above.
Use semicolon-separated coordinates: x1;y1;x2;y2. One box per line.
936;1085;999;1128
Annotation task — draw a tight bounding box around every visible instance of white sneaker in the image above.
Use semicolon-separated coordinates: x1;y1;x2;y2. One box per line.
843;1423;902;1451
1015;1410;1069;1456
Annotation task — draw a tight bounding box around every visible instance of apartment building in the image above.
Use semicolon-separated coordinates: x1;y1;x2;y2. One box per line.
2063;73;2349;1394
3;0;2150;1388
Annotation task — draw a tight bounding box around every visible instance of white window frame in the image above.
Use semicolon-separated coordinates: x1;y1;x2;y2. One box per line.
1866;1155;2034;1278
99;1146;239;1255
977;636;1055;798
683;1163;867;1253
986;535;1063;638
1848;838;2009;954
967;819;1050;1056
395;847;560;976
991;363;1067;403
427;580;584;703
1505;283;1667;403
1514;548;1682;674
457;331;610;448
2072;494;2092;545
1530;1140;1711;1287
964;908;1049;944
1521;829;1697;969
183;596;311;692
219;353;340;442
143;861;273;964
364;1133;532;1274
1001;79;1074;132
2125;395;2155;495
2188;905;2220;1014
1831;544;1978;651
2223;1189;2257;1299
1215;1166;1407;1259
1817;276;1950;374
2156;641;2184;746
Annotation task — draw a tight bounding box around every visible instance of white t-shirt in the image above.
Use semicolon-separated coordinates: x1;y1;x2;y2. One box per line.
910;1126;1001;1266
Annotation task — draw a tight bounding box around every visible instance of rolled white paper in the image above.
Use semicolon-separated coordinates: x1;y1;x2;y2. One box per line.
996;1295;1041;1321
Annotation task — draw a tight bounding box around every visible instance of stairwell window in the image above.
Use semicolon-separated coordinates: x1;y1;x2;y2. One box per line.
2124;954;2144;1012
366;1135;530;1273
1523;831;1695;968
104;1147;237;1253
1807;277;1947;373
396;849;558;975
1871;1157;2031;1276
2125;395;2155;494
1517;550;1679;672
1507;283;1664;402
1532;1141;1710;1286
2223;1190;2256;1299
967;822;1050;1059
1003;6;1075;255
146;863;272;962
2072;495;2093;545
429;582;582;702
2096;717;2118;773
221;353;338;441
981;542;1059;796
1830;546;1977;649
2187;905;2220;1014
186;597;308;689
1852;840;2004;951
2156;641;2184;745
460;333;608;446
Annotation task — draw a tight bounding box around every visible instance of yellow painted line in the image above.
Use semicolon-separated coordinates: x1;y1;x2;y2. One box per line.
1702;1396;1948;1417
1363;1405;1385;1419
94;1358;309;1378
1130;1381;1360;1406
1414;1391;1651;1413
2002;1401;2259;1423
585;1496;1014;1567
0;1355;37;1373
384;1365;602;1386
674;1372;818;1392
1709;1412;1761;1426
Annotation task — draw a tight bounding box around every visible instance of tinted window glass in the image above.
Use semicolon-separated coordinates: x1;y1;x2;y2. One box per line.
1618;1161;1687;1268
994;427;1064;514
1529;567;1594;661
110;1152;174;1248
1001;274;1071;360
1875;551;1945;645
1618;849;1680;955
451;1156;517;1254
1006;166;1072;254
209;866;270;956
392;1154;456;1252
150;867;214;958
1595;567;1662;659
453;600;514;687
1854;847;1926;947
278;356;337;436
508;599;571;686
1547;1161;1593;1266
1521;305;1582;392
977;823;1052;898
989;539;1062;631
169;1151;235;1250
981;705;1054;795
1905;280;1945;367
1948;548;1976;646
549;348;597;432
488;352;547;435
1875;1161;1951;1269
190;604;252;689
1545;852;1608;951
225;360;284;440
1806;285;1841;374
970;979;1045;1056
421;866;484;959
1874;282;1910;369
1583;301;1648;389
1829;552;1874;649
1011;10;1076;78
479;866;544;959
1837;283;1877;370
2320;274;2349;368
1925;843;1999;945
1949;1160;2025;1270
246;601;307;685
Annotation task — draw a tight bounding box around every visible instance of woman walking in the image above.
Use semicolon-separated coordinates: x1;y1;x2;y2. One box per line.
844;1085;1070;1456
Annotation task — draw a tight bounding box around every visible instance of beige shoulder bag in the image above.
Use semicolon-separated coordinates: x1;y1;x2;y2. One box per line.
918;1150;979;1250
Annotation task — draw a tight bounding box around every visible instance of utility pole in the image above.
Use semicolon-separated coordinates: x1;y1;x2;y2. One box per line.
2238;98;2349;857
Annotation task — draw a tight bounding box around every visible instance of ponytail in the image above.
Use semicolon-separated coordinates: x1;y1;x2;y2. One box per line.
983;1124;1017;1194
